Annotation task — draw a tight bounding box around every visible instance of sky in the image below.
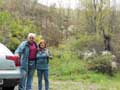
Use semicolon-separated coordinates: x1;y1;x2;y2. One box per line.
38;0;120;9
38;0;79;9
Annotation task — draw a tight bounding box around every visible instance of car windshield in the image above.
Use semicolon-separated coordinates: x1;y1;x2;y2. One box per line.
0;43;13;55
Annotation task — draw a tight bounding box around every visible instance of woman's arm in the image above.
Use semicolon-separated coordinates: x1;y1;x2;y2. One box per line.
46;49;53;59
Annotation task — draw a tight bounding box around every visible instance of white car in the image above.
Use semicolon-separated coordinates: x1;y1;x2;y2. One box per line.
0;43;21;90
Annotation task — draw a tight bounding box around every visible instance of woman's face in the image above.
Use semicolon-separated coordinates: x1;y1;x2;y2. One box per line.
39;42;46;49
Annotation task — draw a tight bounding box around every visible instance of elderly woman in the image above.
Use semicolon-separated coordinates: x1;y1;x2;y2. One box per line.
15;33;37;90
36;39;52;90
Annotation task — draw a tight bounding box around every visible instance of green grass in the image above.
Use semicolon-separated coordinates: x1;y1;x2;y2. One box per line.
34;72;120;90
49;56;120;90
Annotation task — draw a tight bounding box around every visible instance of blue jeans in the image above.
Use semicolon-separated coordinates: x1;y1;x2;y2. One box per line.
37;69;49;90
19;69;27;90
19;61;35;90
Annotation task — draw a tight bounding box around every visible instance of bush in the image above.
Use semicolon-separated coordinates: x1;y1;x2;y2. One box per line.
86;53;115;75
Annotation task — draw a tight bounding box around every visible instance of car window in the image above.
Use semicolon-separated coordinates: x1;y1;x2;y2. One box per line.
0;43;13;55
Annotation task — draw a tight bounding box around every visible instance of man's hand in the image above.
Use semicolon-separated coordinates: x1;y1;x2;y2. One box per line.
15;53;20;58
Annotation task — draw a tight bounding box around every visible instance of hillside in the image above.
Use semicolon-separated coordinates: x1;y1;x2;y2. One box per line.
0;0;120;90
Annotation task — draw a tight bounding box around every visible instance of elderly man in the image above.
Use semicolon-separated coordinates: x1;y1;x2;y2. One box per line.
15;33;37;90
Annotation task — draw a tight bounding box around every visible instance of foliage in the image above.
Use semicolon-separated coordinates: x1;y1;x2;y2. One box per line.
86;53;115;75
72;34;104;59
111;34;120;61
0;11;11;25
49;47;87;81
0;10;38;52
0;0;65;47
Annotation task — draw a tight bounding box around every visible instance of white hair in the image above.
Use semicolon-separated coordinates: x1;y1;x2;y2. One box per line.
28;33;36;38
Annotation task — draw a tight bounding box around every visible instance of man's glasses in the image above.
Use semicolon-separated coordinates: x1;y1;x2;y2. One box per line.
29;37;34;40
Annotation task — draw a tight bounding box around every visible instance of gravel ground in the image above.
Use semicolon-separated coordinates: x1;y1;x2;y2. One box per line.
14;79;99;90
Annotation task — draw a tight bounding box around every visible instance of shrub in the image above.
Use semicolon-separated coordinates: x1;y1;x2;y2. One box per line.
86;53;115;75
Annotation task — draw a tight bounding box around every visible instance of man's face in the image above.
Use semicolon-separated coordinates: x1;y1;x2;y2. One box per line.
28;36;35;43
